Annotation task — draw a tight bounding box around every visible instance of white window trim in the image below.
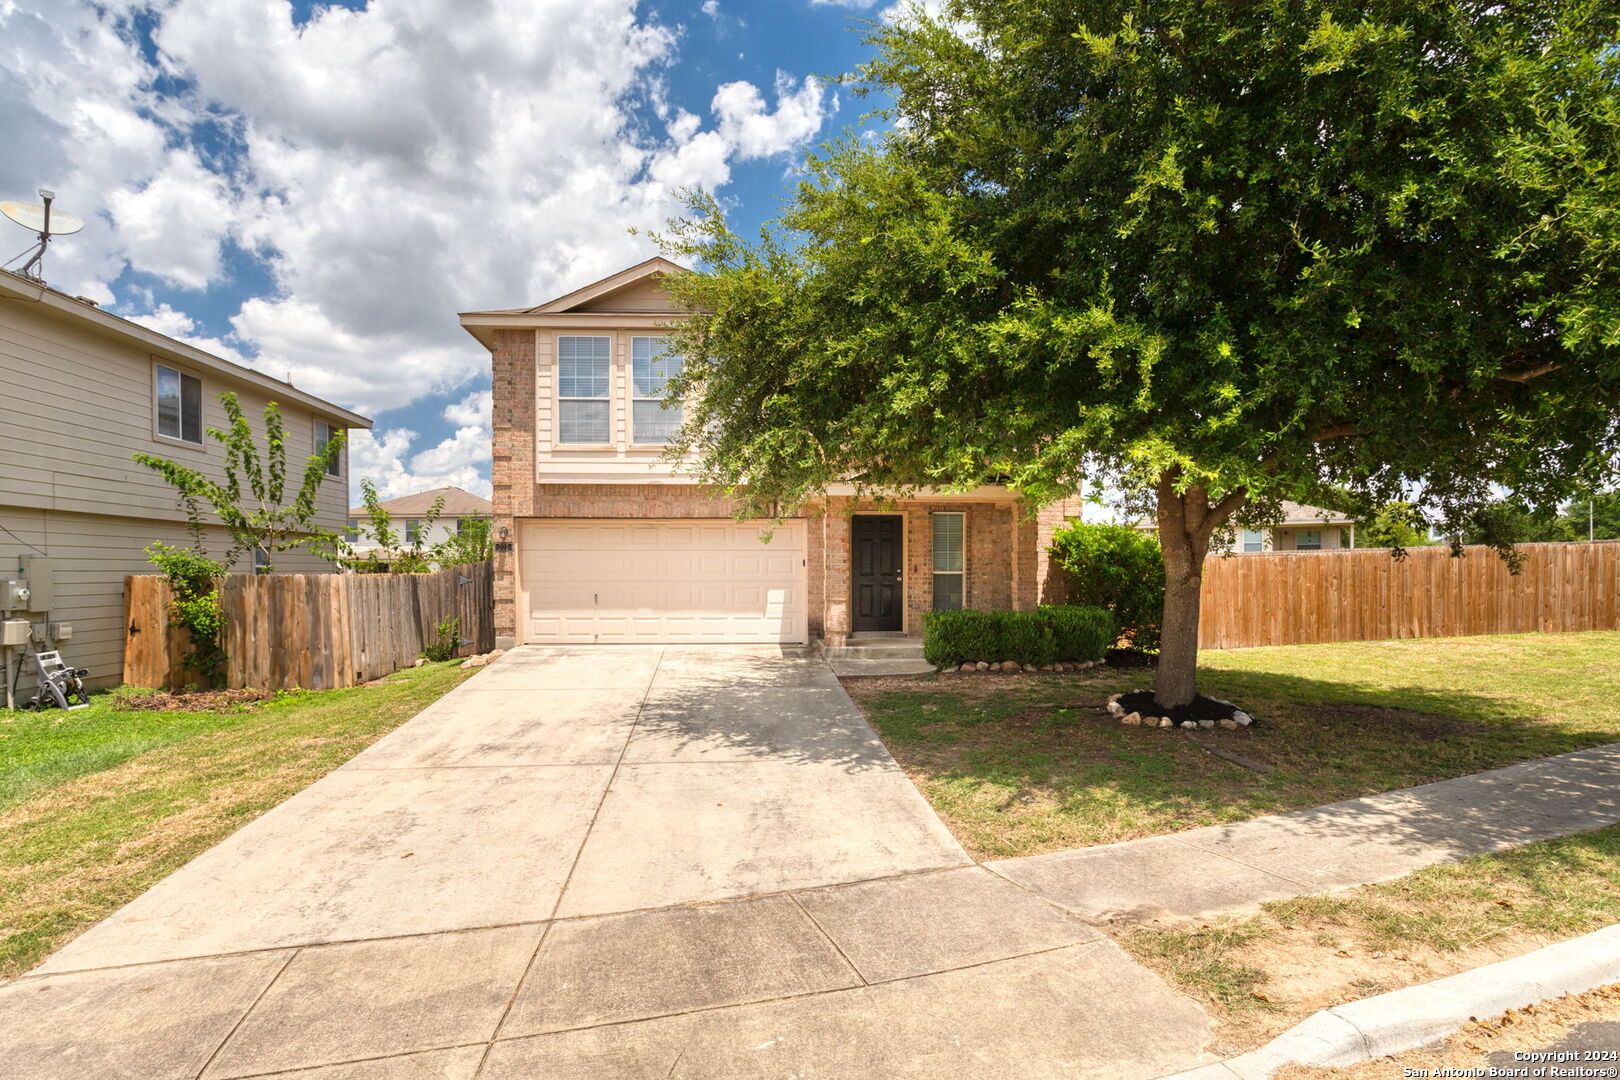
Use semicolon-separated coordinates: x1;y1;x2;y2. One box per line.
931;511;966;610
151;360;206;450
314;418;341;478
555;334;613;446
630;336;683;446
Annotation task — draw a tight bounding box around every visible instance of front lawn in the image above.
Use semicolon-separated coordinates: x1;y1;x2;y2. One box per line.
842;631;1620;859
0;662;472;979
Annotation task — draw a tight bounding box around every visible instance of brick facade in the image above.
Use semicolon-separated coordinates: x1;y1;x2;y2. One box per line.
472;261;1075;650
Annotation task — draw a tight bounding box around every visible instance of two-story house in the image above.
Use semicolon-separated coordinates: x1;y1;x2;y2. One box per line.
0;268;369;690
460;258;1078;650
346;485;492;560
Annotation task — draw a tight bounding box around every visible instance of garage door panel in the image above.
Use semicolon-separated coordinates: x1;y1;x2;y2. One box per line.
519;518;807;644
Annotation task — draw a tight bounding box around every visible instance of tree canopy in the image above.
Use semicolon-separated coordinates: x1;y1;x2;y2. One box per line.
658;0;1620;704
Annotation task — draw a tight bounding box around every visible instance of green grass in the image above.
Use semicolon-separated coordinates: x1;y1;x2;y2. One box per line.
843;631;1620;858
1122;823;1620;1019
0;663;471;979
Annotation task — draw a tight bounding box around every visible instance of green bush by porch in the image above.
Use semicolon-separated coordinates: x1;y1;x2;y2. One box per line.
923;606;1113;669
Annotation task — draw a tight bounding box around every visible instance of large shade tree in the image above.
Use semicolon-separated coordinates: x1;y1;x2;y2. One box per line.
657;0;1620;707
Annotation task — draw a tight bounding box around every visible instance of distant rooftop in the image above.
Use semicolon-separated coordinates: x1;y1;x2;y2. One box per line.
349;485;491;518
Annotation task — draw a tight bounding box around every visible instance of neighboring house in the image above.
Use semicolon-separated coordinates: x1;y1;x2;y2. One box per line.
0;269;370;690
459;257;1079;649
1138;500;1357;554
346;485;493;557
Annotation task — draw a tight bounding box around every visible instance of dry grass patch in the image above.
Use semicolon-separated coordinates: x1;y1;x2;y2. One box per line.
1115;824;1620;1056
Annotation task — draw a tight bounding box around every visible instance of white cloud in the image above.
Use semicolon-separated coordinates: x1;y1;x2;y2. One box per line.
712;73;831;161
701;0;721;17
348;389;495;503
2;0;834;475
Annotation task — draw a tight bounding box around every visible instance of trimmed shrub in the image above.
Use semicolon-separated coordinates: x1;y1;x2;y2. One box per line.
1048;521;1165;651
921;605;1110;667
998;611;1056;667
921;609;1000;668
1038;605;1115;662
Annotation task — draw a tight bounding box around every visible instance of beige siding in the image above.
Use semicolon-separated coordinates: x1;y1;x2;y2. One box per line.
0;301;350;528
0;509;331;692
572;278;683;313
0;296;356;694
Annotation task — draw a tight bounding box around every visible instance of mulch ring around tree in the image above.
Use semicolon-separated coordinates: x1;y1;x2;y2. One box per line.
113;687;282;712
1110;689;1257;730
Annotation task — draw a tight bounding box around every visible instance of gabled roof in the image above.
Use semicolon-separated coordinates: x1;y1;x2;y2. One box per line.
349;485;491;518
459;257;689;318
1135;500;1357;530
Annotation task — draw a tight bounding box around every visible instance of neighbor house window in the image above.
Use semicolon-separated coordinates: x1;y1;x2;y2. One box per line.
405;519;422;545
154;363;203;444
252;548;270;574
344;518;359;543
932;512;965;611
1242;528;1264;553
632;337;684;444
314;419;341;477
1296;529;1322;551
558;335;611;443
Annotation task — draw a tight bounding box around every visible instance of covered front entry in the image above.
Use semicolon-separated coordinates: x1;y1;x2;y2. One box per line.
851;514;904;632
518;519;808;644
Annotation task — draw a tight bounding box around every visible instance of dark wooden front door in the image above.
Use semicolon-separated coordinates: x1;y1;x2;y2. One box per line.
852;515;904;632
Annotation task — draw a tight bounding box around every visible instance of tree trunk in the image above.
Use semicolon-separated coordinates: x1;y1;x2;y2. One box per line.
1152;471;1246;708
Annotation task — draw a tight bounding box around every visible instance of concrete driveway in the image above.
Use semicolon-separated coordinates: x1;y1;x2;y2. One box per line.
1;646;1211;1079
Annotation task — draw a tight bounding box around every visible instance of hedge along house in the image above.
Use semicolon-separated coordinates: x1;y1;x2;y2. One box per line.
460;258;1082;650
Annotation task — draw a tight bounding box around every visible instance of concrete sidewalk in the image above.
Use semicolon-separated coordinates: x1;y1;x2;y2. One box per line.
990;742;1620;925
0;645;1215;1080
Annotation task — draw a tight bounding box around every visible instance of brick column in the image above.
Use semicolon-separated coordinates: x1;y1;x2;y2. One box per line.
823;497;851;646
1035;495;1084;605
490;329;536;649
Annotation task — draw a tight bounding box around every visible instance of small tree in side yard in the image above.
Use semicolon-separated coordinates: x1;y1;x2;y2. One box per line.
656;1;1620;708
431;514;493;568
134;393;345;572
343;479;445;573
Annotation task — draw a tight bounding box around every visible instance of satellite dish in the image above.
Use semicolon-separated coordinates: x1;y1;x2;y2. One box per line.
3;189;84;281
1;201;84;236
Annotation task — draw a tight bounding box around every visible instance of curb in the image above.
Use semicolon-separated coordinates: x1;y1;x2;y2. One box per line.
1160;922;1620;1080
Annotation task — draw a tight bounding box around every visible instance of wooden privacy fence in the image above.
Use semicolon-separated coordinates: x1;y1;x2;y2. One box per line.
1198;541;1620;650
124;561;495;690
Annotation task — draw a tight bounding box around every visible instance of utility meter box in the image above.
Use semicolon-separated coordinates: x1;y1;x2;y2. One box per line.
48;622;71;641
19;556;54;612
0;619;30;647
0;578;31;612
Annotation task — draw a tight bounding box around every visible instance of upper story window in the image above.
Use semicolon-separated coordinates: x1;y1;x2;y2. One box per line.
1242;528;1264;553
405;519;422;545
1296;528;1322;551
154;363;203;445
344;518;359;543
314;419;341;477
557;336;611;444
632;337;684;445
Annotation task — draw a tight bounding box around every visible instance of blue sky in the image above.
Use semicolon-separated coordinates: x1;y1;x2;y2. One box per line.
0;0;903;501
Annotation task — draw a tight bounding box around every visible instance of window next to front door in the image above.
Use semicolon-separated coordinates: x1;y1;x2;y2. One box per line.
557;336;611;444
154;363;203;444
852;515;904;632
932;512;964;610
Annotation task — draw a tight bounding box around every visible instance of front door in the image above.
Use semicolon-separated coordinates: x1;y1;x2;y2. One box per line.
851;515;904;632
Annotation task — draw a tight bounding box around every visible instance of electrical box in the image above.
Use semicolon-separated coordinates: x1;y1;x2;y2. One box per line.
20;556;54;612
0;619;29;647
0;578;31;612
48;622;71;641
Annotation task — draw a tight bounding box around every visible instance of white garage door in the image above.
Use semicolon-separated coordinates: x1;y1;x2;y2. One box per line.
519;519;808;644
